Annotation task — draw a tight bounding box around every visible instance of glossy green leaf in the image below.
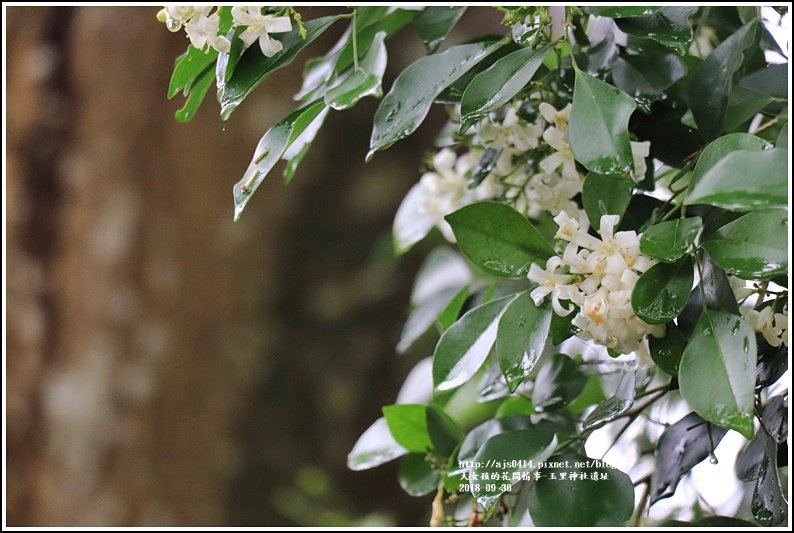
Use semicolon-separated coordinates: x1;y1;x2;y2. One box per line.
585;7;663;17
433;293;518;392
324;31;387;111
687;133;770;194
382;404;432;453
495;397;535;417
438;286;470;332
582;371;635;431
678;310;756;438
640;217;702;262
496;292;552;392
347;417;409;470
569;70;637;175
582;173;634;229
776;124;787;148
232;99;327;221
703;211;788;279
334;8;418;77
689;19;761;140
615;7;698;55
632;257;694;324
399;454;439;497
169;47;218;99
699;250;741;315
282;106;329;183
724;85;775;131
611;53;687;112
472;429;558;506
454;415;533;471
528;453;635;526
550;310;576;345
426;406;464;457
174;66;215;123
445;202;555;277
413;6;467;53
740;63;788;99
219;15;344;120
531;353;587;411
649;323;686;375
368;40;502;158
460;44;550;131
685;148;787;210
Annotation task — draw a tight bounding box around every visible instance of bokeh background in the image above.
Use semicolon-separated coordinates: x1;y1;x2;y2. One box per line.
6;5;502;526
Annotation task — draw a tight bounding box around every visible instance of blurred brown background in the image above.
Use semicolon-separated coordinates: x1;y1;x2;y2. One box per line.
6;5;502;527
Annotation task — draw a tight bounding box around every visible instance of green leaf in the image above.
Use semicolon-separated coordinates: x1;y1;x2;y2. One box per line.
347;417;409;470
550;310;576;345
569;70;637;175
438;286;471;332
611;53;687;112
368;40;502;158
649;323;686;375
398;454;440;497
687;132;770;195
382;404;432;453
460;44;550;131
426;405;464;457
678;310;757;438
702;211;788;279
496;292;552;392
531;353;587;411
585;7;663;17
495;396;535;416
615;7;698;55
632;256;694;324
740;63;788;99
219;15;344;120
724;86;775;131
232;99;327;221
324;31;387;111
689;19;761;140
582;173;634;229
445;202;555;277
699;250;741;315
413;6;467;53
640;217;702;262
454;415;533;469
472;429;558;506
582;371;635;431
169;47;218;99
527;453;635;526
685;148;787;210
174;65;215;122
334;8;418;77
433;293;518;392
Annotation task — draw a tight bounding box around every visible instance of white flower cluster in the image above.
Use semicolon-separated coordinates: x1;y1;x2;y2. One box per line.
475;101;650;224
744;305;788;348
415;149;503;242
158;5;292;56
529;211;665;359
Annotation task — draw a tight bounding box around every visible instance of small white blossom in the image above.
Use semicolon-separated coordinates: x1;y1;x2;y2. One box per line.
185;7;231;53
232;6;293;57
630;141;650;181
744;305;788;347
530;212;665;361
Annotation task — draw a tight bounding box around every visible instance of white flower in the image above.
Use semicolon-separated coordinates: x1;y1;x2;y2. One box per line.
232;6;292;57
533;213;664;360
413;149;502;242
185;7;231;53
744;305;788;347
158;5;230;53
630;141;650;182
475;103;543;151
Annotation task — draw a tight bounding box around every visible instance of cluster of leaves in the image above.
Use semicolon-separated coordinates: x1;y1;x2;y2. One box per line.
165;5;789;527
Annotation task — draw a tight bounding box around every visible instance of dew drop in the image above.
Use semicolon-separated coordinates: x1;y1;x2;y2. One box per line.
743;337;750;352
708;452;719;465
